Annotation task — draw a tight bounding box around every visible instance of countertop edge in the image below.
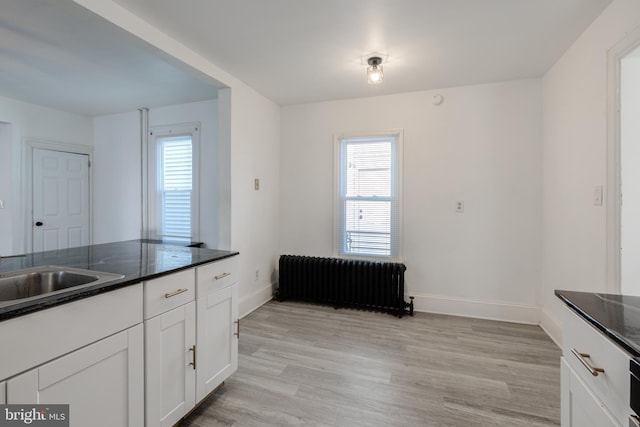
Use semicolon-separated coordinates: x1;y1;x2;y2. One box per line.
555;289;640;357
0;247;239;322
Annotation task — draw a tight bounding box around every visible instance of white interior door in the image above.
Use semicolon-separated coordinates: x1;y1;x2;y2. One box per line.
32;148;90;252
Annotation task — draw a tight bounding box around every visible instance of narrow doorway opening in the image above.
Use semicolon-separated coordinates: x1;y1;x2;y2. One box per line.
608;25;640;296
621;45;640;295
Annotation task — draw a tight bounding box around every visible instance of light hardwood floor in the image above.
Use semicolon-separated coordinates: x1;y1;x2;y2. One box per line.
181;301;561;426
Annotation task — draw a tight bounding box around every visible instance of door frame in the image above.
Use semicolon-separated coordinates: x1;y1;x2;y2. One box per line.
23;139;93;253
606;25;640;294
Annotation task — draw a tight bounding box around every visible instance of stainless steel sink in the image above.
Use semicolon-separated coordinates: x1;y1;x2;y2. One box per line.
0;266;124;305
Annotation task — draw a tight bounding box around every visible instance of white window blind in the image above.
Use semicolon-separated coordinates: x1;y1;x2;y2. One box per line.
337;132;402;259
159;136;192;242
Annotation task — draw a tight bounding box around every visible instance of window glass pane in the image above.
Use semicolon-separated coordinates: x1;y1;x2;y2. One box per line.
344;200;391;256
345;142;391;197
338;133;400;259
160;136;192;241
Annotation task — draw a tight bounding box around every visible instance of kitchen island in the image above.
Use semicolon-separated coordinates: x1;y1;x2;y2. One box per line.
0;240;239;427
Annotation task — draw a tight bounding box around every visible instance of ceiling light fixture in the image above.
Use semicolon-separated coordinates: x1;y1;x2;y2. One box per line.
367;56;384;84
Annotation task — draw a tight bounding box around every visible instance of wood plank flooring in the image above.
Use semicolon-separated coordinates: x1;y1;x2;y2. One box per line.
181;301;561;426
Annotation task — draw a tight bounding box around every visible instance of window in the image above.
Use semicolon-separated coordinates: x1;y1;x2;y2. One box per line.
336;131;402;259
148;124;200;243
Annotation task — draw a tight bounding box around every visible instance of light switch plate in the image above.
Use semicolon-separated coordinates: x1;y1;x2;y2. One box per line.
254;179;260;191
593;185;603;206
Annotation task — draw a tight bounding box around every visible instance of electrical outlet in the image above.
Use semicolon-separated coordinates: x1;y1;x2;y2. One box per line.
254;178;260;190
255;269;259;281
456;201;464;213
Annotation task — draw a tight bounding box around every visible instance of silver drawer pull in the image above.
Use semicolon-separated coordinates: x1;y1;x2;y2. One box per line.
571;348;605;376
214;272;231;280
164;288;188;298
188;345;196;370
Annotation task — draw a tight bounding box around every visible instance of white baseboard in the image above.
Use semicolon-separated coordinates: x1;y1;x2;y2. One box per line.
410;293;540;325
539;307;562;348
239;283;274;319
239;287;552;336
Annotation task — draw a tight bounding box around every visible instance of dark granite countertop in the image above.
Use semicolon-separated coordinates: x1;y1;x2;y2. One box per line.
555;289;640;357
0;240;238;321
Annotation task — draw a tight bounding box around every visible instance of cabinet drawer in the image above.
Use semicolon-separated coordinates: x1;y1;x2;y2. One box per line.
562;306;631;425
196;257;237;297
144;269;195;319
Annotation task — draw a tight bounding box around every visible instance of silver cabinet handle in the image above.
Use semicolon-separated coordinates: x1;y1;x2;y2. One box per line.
214;272;231;280
188;345;196;370
164;288;188;298
571;348;605;376
234;319;240;338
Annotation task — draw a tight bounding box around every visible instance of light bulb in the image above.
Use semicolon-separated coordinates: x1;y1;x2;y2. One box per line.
367;64;383;84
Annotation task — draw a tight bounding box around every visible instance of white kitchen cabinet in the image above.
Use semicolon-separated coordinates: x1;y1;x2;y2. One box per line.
561;357;618;427
0;248;238;427
560;306;631;426
145;301;196;427
7;324;144;427
144;268;197;427
196;283;238;400
195;257;239;401
144;257;239;426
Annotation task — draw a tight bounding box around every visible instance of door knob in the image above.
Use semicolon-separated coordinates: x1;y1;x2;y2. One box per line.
35;221;43;227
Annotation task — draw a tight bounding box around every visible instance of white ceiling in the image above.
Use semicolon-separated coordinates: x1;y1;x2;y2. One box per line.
0;0;613;115
0;0;222;116
112;0;613;105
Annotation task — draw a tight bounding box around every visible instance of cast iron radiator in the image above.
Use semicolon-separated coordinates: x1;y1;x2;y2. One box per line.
276;255;413;317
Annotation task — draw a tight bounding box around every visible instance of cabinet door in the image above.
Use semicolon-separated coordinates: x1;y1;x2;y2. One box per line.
561;357;617;427
145;301;196;427
7;324;144;427
196;283;238;402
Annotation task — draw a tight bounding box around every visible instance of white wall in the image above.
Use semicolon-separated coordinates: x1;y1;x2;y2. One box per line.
229;85;281;317
151;100;220;247
621;56;640;295
93;110;140;243
280;79;543;324
79;0;283;318
541;0;640;344
92;99;219;246
0;95;93;255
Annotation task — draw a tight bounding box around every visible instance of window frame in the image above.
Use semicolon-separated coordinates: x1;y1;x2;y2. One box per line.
147;123;200;243
333;130;403;261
